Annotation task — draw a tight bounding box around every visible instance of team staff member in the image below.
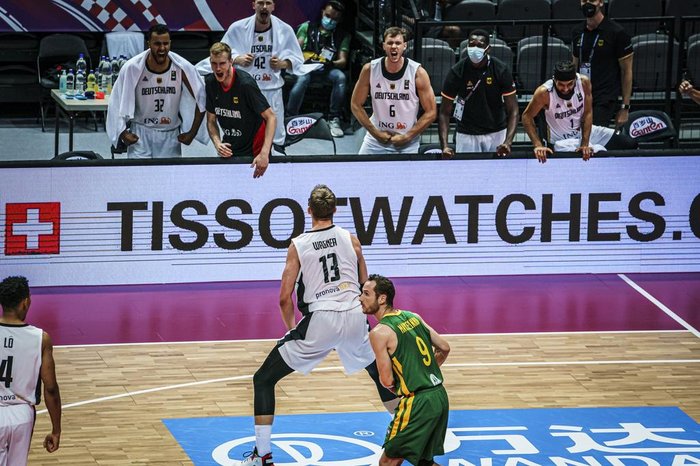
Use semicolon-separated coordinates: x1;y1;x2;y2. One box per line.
361;274;451;466
0;276;62;466
572;0;633;128
439;29;518;158
240;185;398;466
351;27;436;155
107;24;206;158
206;42;275;179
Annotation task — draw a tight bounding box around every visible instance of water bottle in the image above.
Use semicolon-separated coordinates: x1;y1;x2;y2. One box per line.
75;69;86;95
111;56;119;87
434;1;443;20
59;70;67;94
76;53;87;76
100;56;111;93
87;69;97;93
66;69;75;98
118;55;126;72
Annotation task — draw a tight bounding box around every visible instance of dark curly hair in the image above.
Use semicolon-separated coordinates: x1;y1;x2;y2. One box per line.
0;276;30;309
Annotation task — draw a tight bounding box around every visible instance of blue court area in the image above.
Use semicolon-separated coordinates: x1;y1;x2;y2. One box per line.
164;407;700;466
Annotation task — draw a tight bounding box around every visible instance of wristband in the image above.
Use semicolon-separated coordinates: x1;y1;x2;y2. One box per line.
620;103;631;110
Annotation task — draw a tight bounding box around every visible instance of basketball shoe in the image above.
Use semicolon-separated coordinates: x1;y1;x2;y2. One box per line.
239;448;274;466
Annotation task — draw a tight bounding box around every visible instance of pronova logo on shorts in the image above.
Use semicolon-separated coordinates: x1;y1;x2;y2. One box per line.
4;202;61;255
629;116;668;138
286;116;317;136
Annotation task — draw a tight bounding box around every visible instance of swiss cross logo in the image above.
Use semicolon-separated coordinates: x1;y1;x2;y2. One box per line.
4;203;61;255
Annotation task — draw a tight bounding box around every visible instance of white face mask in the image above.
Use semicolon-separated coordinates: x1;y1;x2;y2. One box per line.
467;46;487;64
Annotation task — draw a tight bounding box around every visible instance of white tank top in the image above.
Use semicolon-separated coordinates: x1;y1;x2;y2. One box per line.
0;323;42;406
292;225;361;314
244;27;284;90
543;74;586;143
369;57;420;136
133;59;183;130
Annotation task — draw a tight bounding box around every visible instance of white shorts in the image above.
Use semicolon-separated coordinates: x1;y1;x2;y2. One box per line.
358;132;420;155
0;404;35;466
127;124;182;159
261;87;285;146
278;306;375;375
553;125;614;153
456;129;507;154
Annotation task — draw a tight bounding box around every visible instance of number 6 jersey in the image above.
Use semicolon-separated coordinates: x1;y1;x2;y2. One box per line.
292;225;361;315
0;323;42;406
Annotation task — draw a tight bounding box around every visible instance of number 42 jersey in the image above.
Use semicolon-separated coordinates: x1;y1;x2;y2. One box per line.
292;225;361;314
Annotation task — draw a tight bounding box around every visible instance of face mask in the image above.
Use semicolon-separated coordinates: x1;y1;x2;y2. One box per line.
581;2;597;18
467;46;486;64
321;16;337;30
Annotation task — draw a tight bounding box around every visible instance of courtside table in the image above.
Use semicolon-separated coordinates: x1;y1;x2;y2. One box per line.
51;89;110;157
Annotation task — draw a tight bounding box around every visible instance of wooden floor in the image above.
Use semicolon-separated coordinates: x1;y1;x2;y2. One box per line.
27;330;700;465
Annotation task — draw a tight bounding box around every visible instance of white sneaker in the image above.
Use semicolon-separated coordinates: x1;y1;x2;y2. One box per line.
328;117;344;138
239;448;274;465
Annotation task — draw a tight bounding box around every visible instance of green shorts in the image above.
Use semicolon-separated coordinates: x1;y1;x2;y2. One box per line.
383;385;449;465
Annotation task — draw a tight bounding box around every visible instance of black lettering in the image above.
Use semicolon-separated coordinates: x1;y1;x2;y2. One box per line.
495;194;536;244
412;196;456;245
107;202;148;251
259;198;305;249
691;194;700;239
587;193;621;242
350;197;413;245
626;192;665;242
541;194;581;242
455;195;494;243
169;200;209;251
151;201;163;251
213;199;254;250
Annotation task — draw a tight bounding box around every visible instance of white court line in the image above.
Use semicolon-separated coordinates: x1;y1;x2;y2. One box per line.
54;329;688;349
619;273;700;340
36;358;700;415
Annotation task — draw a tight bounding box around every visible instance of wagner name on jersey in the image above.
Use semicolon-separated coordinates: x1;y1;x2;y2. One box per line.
544;74;585;142
133;61;183;130
369;57;420;135
0;323;42;406
292;225;361;315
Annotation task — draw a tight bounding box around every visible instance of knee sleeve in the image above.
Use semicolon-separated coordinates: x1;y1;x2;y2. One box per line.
365;360;399;403
605;131;639;150
253;346;294;416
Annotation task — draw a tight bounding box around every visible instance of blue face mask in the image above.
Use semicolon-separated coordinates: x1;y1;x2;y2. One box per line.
321;16;337;30
467;46;487;64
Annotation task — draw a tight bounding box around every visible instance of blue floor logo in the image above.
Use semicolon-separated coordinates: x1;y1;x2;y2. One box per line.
163;407;700;465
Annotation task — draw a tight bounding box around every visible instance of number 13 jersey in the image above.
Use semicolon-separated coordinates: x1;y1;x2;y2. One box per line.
292;225;361;314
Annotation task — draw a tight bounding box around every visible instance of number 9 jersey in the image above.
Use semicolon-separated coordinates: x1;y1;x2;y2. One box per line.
292;225;361;315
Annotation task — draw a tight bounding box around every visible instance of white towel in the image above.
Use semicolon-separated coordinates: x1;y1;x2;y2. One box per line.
106;50;208;147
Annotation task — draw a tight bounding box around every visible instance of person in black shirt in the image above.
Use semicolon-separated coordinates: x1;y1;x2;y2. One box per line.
572;0;633;128
205;42;276;178
439;29;518;158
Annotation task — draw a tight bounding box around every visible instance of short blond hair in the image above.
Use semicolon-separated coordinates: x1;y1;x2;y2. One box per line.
209;42;232;60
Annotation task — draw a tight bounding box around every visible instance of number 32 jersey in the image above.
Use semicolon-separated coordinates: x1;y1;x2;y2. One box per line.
292;225;361;314
134;61;183;130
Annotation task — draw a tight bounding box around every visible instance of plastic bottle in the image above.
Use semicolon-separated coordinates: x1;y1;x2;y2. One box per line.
66;69;75;98
118;55;126;72
100;56;112;93
95;56;103;91
59;70;67;95
87;69;97;93
75;69;86;95
76;53;87;76
111;56;119;87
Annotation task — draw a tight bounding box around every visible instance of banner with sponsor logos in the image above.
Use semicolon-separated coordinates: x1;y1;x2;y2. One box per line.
1;156;699;286
0;0;324;32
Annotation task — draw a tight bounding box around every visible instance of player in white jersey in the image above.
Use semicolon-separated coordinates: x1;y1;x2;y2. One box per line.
351;27;436;155
239;185;399;466
117;24;204;159
0;276;61;466
225;0;306;152
522;60;636;163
